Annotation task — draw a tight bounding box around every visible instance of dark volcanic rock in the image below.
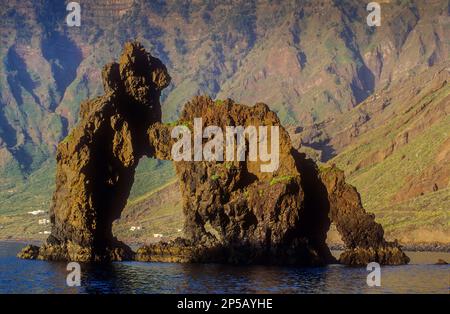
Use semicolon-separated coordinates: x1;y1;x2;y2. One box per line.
18;42;170;262
17;244;40;259
143;96;409;266
318;165;409;265
19;42;408;266
294;153;409;265
145;97;325;265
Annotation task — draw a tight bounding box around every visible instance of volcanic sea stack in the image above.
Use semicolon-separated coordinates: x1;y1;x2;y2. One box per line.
18;42;409;266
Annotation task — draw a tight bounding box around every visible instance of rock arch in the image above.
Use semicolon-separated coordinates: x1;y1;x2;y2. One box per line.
19;42;409;265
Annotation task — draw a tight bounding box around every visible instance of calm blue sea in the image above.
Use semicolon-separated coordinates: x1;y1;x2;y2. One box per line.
0;242;448;294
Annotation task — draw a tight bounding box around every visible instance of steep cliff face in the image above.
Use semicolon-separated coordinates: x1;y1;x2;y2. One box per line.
19;43;408;265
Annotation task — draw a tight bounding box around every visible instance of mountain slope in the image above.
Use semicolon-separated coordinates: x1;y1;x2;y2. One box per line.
0;0;448;244
1;0;448;183
298;64;450;243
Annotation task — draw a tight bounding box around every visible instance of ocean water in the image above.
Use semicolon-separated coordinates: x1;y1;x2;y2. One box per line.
0;242;448;294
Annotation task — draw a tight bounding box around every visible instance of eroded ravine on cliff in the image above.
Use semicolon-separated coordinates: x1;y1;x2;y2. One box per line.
18;42;409;266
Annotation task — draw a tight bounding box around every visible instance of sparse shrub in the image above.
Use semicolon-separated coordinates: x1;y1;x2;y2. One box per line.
269;175;294;186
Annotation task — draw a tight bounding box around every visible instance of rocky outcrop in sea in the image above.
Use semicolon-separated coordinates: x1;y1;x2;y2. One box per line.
18;42;409;266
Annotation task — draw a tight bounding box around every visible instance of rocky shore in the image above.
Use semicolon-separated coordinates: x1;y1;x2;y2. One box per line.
328;242;450;253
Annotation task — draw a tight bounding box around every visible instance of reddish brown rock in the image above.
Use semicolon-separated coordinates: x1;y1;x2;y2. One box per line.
19;42;408;266
293;152;409;265
145;97;325;265
142;97;408;266
318;165;409;265
18;42;170;262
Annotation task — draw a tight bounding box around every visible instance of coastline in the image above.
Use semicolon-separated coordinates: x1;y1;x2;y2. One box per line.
327;242;450;253
0;238;44;246
3;237;449;253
